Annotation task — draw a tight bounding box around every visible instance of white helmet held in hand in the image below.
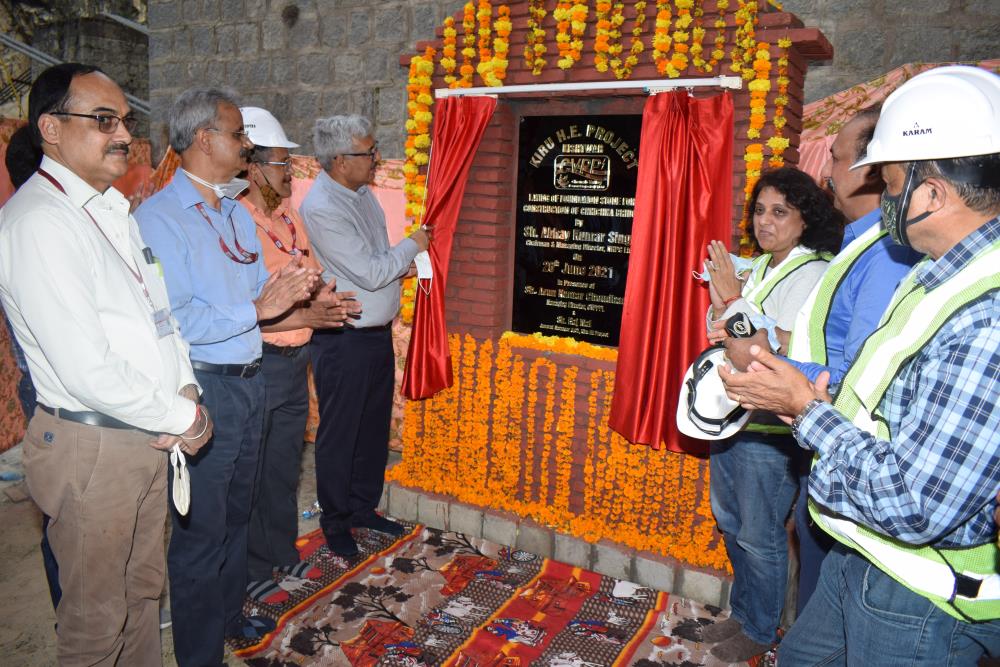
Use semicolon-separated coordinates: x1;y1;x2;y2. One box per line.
676;346;750;440
852;65;1000;169
240;106;300;149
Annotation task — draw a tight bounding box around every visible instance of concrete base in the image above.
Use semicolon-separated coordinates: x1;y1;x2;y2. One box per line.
382;479;732;608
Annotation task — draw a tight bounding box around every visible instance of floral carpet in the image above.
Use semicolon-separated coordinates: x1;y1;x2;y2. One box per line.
227;523;771;667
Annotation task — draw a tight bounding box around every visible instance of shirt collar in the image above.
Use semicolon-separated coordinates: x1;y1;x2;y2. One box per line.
38;155;126;209
916;215;1000;290
171;169;239;218
318;170;368;201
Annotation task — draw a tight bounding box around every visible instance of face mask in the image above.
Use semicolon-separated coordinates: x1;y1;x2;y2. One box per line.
182;169;249;200
692;254;756;282
254;167;284;211
880;162;932;248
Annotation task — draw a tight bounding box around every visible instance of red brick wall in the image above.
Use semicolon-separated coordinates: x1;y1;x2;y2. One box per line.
406;4;831;341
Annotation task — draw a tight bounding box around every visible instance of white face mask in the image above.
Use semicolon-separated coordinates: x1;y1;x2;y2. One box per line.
182;169;249;200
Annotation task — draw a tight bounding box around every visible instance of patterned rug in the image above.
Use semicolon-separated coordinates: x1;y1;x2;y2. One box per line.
227;523;772;666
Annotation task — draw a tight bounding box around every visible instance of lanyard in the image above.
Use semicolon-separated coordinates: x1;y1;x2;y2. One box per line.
37;168;154;310
257;212;307;257
194;202;259;264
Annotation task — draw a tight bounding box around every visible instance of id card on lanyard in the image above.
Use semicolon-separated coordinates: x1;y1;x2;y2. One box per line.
38;168;176;339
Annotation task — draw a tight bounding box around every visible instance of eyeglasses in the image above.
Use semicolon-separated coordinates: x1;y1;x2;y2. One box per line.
206;127;250;140
49;112;138;134
255;160;289;168
340;143;379;161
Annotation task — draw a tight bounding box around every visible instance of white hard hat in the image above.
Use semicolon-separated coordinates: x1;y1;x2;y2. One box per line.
852;65;1000;169
676;346;751;440
240;106;300;149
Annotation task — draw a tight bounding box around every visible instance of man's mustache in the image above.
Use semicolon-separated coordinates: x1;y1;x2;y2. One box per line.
240;147;252;160
106;143;130;155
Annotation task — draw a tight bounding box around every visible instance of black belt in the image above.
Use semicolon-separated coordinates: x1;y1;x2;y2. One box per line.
262;342;307;357
191;358;262;378
38;404;136;430
347;323;392;333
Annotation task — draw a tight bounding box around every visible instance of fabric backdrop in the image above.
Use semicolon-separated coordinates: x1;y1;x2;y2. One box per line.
608;92;734;454
402;95;497;400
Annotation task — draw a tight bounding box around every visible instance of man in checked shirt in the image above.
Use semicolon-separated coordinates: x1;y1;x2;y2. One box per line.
721;65;1000;665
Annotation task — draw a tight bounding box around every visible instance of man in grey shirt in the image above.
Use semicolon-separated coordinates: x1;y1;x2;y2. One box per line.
300;115;430;556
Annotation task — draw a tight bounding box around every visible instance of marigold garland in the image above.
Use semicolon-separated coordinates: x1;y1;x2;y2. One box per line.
388;333;730;571
616;0;648;79
593;1;620;74
459;2;477;87
689;0;707;72
524;0;548;74
441;16;458;86
651;0;673;75
708;0;729;70
554;0;589;69
400;47;434;322
501;331;619;362
767;37;792;168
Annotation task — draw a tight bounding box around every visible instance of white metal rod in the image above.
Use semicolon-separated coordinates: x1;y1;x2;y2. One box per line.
435;76;742;98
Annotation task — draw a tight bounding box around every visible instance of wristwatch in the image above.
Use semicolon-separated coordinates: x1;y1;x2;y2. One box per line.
791;398;825;442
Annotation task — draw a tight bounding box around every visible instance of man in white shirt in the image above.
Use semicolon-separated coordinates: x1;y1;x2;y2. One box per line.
0;64;213;665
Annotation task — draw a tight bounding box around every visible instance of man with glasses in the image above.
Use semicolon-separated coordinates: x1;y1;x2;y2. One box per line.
300;115;430;557
0;63;212;665
237;106;360;604
134;88;329;666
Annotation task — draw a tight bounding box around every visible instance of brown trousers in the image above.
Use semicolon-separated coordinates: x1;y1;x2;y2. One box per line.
23;410;167;666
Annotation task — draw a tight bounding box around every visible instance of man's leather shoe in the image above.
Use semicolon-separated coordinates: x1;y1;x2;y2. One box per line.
325;531;359;556
354;514;406;536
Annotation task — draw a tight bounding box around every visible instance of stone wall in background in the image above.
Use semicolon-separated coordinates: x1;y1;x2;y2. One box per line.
147;0;999;161
781;0;997;104
147;0;464;160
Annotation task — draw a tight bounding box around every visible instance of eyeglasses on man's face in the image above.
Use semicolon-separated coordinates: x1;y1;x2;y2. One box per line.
340;143;379;161
49;111;138;134
206;127;250;141
255;160;290;168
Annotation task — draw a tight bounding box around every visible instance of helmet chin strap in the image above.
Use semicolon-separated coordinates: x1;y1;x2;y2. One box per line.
883;162;934;247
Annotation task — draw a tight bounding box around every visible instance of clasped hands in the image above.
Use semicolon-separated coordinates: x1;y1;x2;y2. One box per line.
149;384;213;454
717;343;832;425
254;255;361;328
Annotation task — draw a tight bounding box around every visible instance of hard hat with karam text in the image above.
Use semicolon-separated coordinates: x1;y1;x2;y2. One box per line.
239;106;300;149
852;65;1000;169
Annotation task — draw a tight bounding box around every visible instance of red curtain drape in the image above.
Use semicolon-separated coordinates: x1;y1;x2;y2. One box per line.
402;95;497;400
608;91;734;453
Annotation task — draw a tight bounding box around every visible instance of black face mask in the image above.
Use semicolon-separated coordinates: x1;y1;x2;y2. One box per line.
880;162;933;248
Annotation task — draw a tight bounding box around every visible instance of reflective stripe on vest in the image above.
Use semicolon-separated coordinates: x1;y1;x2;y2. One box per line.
742;247;831;435
742;247;832;314
787;225;887;365
810;236;1000;621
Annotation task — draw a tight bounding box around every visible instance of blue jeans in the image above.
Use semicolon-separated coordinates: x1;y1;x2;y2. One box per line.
779;545;1000;666
710;430;800;644
796;466;833;615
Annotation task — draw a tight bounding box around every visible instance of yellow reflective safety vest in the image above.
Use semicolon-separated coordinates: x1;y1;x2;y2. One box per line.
810;235;1000;622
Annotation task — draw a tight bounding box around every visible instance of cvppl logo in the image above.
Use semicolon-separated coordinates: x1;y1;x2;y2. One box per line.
903;122;932;137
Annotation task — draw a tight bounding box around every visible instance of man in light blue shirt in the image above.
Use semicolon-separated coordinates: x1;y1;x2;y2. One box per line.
135;88;319;667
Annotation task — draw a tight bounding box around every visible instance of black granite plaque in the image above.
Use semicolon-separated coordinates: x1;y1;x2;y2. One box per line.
512;114;640;347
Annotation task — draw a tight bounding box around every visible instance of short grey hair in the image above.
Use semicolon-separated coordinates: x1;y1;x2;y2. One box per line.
168;87;241;153
313;115;373;171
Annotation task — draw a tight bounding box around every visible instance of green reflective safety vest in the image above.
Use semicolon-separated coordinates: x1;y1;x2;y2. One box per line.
741;247;831;435
786;224;887;366
809;235;1000;622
